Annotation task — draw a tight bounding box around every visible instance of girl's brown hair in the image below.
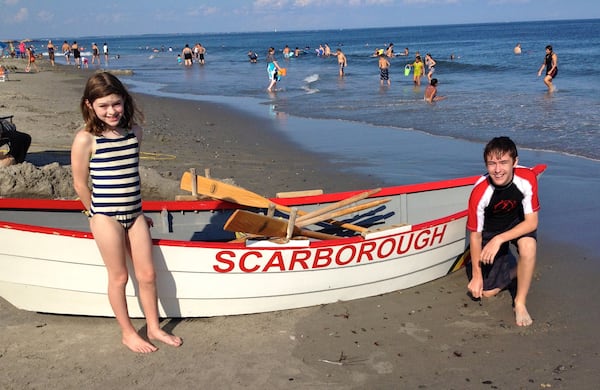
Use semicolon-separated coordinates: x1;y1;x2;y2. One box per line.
80;72;144;136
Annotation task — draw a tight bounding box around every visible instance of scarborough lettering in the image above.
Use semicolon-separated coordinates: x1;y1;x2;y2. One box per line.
213;224;447;273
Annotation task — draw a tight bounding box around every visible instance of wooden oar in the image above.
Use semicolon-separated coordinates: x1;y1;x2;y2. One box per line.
224;210;339;240
296;198;391;228
180;172;369;233
295;188;381;223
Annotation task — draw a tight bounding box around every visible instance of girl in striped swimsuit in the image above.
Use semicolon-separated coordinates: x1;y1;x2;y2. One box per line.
71;72;182;353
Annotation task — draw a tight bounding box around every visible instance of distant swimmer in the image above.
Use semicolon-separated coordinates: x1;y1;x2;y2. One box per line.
248;50;258;63
514;43;522;55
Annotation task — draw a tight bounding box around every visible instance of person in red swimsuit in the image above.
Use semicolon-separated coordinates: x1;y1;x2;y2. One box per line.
466;136;540;327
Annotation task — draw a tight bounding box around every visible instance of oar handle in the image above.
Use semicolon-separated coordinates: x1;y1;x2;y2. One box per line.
296;188;381;223
297;198;391;228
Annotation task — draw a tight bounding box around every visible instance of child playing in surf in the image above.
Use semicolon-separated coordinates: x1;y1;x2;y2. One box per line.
266;47;282;92
424;78;446;103
71;72;183;353
378;53;390;86
335;48;347;77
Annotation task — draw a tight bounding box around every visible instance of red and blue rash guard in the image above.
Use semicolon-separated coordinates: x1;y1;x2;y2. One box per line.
467;166;540;234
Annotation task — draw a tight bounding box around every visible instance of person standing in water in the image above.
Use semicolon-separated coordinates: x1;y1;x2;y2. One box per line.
537;45;558;92
266;47;282;92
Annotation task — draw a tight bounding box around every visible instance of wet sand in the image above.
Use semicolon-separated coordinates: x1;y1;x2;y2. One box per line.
1;58;599;389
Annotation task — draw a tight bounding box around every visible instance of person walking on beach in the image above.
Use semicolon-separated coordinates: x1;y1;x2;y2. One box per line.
47;40;56;66
466;136;540;327
424;78;445;103
72;41;81;68
335;48;347;77
378;53;390;86
537;45;558;92
62;40;71;64
266;47;282;92
71;72;183;353
91;43;100;65
25;46;39;73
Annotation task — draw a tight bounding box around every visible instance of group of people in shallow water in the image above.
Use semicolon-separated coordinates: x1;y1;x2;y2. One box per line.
179;43;206;66
261;41;443;97
271;40;556;97
175;40;557;99
58;40;110;69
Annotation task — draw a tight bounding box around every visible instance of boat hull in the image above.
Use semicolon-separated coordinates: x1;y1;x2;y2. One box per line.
0;165;545;318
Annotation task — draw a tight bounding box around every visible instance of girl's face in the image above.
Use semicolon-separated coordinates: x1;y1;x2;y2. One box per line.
89;94;124;130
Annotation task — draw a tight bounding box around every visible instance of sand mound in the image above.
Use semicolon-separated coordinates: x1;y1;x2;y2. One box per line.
0;162;180;200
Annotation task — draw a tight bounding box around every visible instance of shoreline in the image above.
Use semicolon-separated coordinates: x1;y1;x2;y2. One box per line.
2;58;600;389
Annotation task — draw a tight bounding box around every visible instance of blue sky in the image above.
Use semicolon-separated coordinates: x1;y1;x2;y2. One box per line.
1;0;598;40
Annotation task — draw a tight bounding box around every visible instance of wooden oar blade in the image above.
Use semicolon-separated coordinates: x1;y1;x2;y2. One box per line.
224;210;340;240
180;172;274;209
224;210;288;237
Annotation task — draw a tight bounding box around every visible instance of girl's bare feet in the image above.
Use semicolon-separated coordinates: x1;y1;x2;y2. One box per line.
148;328;183;348
122;331;158;353
514;303;533;326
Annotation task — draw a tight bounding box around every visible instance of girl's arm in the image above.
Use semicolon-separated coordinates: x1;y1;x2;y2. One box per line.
70;130;94;212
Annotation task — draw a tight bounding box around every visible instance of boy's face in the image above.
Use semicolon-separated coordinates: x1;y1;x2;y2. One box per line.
485;151;517;187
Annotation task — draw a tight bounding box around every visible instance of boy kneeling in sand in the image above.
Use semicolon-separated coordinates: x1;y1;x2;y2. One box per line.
466;136;540;327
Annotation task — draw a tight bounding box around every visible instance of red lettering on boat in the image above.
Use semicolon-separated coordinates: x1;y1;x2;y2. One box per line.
335;245;356;266
312;247;333;269
289;250;311;271
211;223;449;273
214;250;236;273
239;251;261;273
431;224;446;244
357;241;376;263
396;233;413;255
377;238;396;259
263;251;286;272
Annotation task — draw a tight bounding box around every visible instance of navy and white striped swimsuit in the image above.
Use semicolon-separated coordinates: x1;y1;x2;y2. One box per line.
89;131;142;230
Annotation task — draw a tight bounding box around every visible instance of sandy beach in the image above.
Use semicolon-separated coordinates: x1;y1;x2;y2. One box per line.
1;58;599;389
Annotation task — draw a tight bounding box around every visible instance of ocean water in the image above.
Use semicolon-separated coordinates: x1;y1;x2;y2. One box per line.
45;19;599;164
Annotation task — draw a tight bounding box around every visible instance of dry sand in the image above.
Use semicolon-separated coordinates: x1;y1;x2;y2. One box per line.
1;58;599;389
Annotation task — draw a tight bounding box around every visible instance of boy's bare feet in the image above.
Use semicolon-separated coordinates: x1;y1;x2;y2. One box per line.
122;331;158;353
514;302;533;326
148;328;183;348
482;288;501;298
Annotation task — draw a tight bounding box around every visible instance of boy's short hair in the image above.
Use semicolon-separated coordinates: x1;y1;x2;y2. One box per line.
483;136;518;162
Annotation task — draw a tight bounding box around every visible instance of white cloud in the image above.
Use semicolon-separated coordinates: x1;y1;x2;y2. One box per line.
4;0;20;6
254;0;287;8
255;0;393;7
13;7;28;22
37;10;54;22
188;5;219;17
402;0;459;4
